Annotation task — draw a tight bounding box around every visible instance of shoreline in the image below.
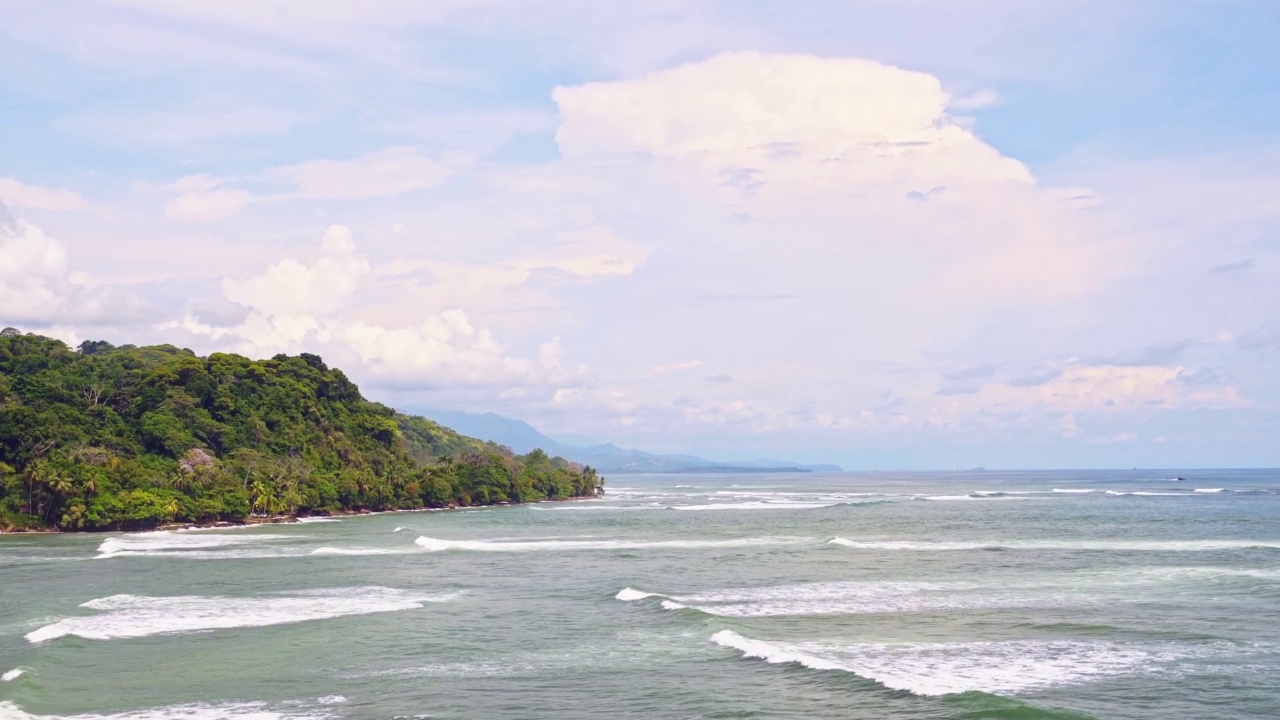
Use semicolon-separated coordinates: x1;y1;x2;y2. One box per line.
0;495;603;535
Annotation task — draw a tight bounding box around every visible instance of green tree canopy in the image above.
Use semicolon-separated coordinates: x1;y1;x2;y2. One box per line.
0;332;602;531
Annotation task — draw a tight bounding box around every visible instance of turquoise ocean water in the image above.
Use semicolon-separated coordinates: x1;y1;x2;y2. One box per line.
2;469;1278;719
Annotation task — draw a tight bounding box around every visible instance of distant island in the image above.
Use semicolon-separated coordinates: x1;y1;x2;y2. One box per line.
0;329;603;532
423;410;844;474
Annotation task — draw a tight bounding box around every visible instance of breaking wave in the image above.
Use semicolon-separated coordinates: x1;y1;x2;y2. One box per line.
414;536;810;552
826;537;1280;552
0;700;332;720
1;668;24;682
95;532;301;559
615;579;1090;617
25;587;451;644
710;630;1214;696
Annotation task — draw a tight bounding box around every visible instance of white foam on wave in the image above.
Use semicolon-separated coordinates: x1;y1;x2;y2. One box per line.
1195;488;1226;493
826;537;1280;552
668;501;844;511
309;547;411;556
1104;490;1188;497
0;700;335;720
314;697;345;706
392;527;404;533
529;505;657;512
414;535;809;553
1052;488;1098;494
1;668;24;682
914;494;1032;502
615;580;1057;617
25;587;451;644
710;631;1198;696
95;532;300;559
295;517;342;524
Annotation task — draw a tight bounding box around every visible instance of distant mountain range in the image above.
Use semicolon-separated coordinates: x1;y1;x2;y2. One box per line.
424;410;843;474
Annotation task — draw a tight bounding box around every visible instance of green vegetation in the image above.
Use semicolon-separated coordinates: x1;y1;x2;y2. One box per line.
0;329;603;531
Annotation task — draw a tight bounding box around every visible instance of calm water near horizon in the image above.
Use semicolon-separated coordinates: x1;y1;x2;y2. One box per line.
2;469;1279;719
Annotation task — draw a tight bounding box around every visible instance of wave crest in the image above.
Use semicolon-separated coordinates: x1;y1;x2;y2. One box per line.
25;587;450;644
0;700;333;720
414;536;810;553
711;631;1212;696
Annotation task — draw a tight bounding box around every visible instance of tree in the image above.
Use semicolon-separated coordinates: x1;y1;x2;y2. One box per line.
0;331;605;530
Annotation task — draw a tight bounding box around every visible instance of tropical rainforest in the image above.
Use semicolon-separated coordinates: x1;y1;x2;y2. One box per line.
0;329;603;531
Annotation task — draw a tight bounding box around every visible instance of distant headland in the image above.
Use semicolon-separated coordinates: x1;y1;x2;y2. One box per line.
0;329;602;532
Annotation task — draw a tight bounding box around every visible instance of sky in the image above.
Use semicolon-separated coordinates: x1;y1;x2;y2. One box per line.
2;0;1279;469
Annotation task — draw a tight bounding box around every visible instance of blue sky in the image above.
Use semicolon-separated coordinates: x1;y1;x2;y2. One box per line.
2;0;1279;469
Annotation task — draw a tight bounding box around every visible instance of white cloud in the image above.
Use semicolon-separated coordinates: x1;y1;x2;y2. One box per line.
941;364;1245;417
649;360;703;375
0;178;91;212
165;188;254;222
553;52;1031;188
264;146;470;200
548;52;1116;316
167;225;582;390
223;225;370;317
376;225;650;316
156;147;472;222
0;218;73;322
0;215;147;327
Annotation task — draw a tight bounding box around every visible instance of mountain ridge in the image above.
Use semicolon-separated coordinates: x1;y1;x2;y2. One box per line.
422;410;843;474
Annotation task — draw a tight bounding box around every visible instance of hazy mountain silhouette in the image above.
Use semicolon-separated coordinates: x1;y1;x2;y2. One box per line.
423;410;843;474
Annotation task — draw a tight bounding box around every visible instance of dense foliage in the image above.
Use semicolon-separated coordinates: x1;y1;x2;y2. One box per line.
0;330;603;531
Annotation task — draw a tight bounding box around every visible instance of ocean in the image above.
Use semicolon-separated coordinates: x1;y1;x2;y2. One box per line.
2;469;1278;719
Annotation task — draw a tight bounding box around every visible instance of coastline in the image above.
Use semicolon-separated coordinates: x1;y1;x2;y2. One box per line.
0;495;602;535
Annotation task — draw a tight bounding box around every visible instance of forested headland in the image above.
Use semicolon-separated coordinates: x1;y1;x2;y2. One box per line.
0;329;603;531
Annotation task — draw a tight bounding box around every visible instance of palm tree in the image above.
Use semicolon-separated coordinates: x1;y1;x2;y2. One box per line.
23;461;50;516
45;470;74;525
61;503;87;530
250;480;278;517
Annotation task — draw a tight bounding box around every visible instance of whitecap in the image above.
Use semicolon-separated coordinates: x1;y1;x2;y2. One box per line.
95;532;300;559
1;668;24;682
295;517;342;524
309;547;410;556
315;697;346;705
392;527;404;533
1051;488;1098;494
25;587;451;644
621;580;1057;617
414;535;810;553
826;537;1280;552
710;631;1204;696
916;494;1031;502
0;700;330;720
668;501;842;511
1195;488;1227;493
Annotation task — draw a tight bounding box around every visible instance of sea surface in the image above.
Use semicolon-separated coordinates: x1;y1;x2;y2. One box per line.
2;469;1279;719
